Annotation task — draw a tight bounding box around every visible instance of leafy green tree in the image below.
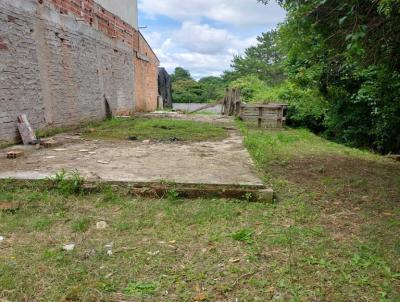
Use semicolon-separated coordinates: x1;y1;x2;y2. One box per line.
172;79;204;103
257;0;400;153
171;68;227;103
230;31;285;85
198;76;226;102
171;67;192;82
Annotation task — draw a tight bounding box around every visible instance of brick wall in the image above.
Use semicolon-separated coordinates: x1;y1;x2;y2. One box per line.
0;0;159;144
134;32;160;112
44;0;139;50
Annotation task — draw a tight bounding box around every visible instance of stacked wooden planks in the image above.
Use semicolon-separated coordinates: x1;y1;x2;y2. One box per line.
239;103;288;129
221;88;288;129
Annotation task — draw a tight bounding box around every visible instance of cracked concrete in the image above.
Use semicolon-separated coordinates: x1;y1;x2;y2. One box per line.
0;116;264;187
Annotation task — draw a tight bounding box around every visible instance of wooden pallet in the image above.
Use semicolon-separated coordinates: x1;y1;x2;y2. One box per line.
240;103;287;128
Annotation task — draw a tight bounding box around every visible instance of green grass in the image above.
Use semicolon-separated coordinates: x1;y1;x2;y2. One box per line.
82;117;228;142
0;123;399;301
0;142;13;149
71;218;91;233
35;120;96;139
236;121;380;166
236;121;400;301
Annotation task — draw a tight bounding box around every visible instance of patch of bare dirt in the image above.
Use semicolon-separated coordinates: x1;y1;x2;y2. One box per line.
270;154;400;243
271;155;400;204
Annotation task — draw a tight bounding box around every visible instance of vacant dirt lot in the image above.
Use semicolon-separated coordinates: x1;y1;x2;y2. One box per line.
0;122;399;301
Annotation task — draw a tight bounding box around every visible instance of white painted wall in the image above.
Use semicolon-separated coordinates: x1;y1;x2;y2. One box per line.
95;0;138;29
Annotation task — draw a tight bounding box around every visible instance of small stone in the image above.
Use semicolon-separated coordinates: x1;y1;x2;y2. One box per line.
97;160;110;165
229;258;240;263
84;249;97;258
143;140;150;144
104;242;114;249
257;188;274;203
96;221;108;229
63;244;75;251
0;236;4;242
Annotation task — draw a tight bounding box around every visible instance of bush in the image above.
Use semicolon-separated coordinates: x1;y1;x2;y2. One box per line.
277;82;328;133
229;75;280;102
230;76;328;133
324;66;400;152
172;79;204;103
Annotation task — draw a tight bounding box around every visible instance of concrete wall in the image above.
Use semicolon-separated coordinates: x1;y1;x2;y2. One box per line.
95;0;138;29
173;103;223;114
0;0;136;143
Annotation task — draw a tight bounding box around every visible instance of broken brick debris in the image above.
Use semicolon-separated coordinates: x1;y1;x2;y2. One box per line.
6;150;24;159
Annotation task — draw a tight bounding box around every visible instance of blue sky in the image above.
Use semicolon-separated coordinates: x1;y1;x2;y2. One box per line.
138;0;286;79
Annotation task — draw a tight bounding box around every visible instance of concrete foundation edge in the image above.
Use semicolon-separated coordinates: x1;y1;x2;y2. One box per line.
0;179;274;203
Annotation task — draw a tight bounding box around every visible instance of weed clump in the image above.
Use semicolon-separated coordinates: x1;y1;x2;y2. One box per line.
123;281;157;296
232;228;254;245
49;169;84;195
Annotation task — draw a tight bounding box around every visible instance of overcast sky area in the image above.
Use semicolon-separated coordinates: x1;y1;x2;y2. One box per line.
138;0;286;79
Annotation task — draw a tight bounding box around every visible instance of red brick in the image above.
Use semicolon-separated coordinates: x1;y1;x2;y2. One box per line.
44;0;139;51
0;36;8;50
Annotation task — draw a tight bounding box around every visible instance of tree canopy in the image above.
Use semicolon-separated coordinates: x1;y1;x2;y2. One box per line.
170;67;192;82
230;31;285;85
168;0;400;153
171;68;226;104
253;0;400;153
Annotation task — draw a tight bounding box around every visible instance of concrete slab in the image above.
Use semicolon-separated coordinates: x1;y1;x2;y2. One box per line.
0;126;263;187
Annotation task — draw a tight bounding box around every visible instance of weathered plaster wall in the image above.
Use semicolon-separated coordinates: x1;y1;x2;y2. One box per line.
0;0;136;143
95;0;138;29
134;33;160;112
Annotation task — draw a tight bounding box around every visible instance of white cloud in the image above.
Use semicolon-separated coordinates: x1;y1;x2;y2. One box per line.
173;22;232;54
138;0;286;78
145;21;258;79
139;0;285;27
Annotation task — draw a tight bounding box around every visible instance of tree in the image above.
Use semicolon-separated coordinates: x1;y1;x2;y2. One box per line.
171;68;227;103
257;0;400;153
172;79;204;103
230;31;285;85
198;76;226;102
171;67;192;82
